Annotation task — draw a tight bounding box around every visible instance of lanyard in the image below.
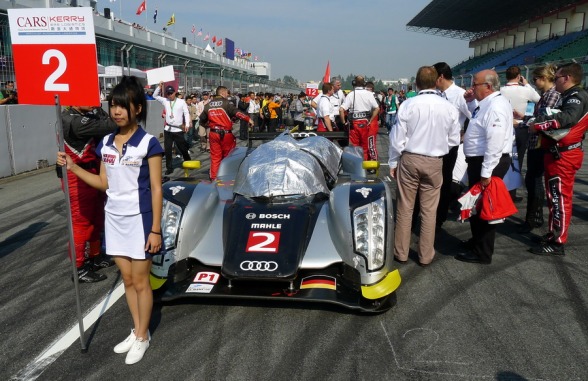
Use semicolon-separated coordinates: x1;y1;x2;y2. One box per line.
169;99;177;119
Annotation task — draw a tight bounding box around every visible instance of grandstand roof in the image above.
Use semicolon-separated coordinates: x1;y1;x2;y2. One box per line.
407;0;586;40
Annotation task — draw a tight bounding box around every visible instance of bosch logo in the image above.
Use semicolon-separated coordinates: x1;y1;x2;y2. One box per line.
245;213;256;220
259;213;290;219
240;261;278;271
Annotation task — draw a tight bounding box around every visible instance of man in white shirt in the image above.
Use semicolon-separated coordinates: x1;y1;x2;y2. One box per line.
389;66;460;267
456;70;514;265
500;65;540;171
433;62;472;228
340;76;379;160
316;83;335;131
197;92;210;152
153;82;192;175
247;92;260;132
311;78;346;128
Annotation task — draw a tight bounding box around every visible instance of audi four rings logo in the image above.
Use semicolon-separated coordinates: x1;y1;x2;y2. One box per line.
245;213;256;220
240;261;278;271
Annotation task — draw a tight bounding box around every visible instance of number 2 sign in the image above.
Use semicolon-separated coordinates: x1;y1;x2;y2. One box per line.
8;7;100;106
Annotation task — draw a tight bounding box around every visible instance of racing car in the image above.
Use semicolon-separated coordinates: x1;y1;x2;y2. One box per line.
151;131;401;312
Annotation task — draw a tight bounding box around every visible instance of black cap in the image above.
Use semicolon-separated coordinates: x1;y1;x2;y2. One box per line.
165;85;175;94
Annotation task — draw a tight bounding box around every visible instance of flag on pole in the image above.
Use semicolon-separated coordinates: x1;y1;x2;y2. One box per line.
166;14;175;26
136;0;146;15
191;25;196;34
203;33;209;41
323;61;331;84
197;28;203;36
254;56;258;61
216;38;222;47
153;9;158;23
211;36;216;43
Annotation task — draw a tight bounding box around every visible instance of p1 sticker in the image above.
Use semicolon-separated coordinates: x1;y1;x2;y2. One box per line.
193;272;220;284
246;231;280;253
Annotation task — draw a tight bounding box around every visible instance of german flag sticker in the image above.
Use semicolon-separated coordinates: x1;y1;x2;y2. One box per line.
300;276;336;291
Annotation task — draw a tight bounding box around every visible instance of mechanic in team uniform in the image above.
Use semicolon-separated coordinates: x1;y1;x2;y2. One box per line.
199;85;254;180
529;63;588;255
339;76;380;160
59;105;117;283
365;81;381;161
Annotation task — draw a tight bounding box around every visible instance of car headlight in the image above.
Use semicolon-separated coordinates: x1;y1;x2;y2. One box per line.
161;199;183;250
353;197;386;271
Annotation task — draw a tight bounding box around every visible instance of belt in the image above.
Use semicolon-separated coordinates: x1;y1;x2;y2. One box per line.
556;141;582;152
349;111;369;120
166;124;181;128
210;128;232;134
404;151;442;159
452;179;462;185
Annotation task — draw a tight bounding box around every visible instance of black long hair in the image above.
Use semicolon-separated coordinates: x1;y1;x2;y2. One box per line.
108;76;147;124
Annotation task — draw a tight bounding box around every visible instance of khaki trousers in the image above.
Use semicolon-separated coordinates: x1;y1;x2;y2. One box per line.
394;152;443;264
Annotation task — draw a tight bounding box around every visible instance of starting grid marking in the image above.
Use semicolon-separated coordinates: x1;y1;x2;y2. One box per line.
12;283;125;381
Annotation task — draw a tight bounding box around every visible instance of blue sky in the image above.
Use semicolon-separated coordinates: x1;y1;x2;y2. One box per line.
102;0;472;82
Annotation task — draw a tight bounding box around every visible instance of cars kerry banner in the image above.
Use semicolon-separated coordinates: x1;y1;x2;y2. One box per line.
8;7;100;106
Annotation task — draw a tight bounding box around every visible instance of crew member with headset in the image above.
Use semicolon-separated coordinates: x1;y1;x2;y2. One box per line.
199;85;254;180
339;76;380;160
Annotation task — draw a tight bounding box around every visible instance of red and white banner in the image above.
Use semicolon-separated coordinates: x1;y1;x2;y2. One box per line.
8;7;100;106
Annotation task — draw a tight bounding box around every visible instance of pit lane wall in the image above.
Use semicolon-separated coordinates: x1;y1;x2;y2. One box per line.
0;101;165;178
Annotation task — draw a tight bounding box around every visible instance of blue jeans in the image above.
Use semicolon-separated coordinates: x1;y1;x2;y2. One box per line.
185;120;197;148
385;112;397;132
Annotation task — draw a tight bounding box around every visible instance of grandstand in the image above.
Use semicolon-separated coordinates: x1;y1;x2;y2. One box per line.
407;0;588;85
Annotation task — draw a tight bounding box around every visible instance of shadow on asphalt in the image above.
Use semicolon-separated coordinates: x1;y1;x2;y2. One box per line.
0;221;48;259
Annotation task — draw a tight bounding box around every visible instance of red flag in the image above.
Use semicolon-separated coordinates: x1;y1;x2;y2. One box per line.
323;61;330;84
212;36;217;43
191;25;196;34
136;0;146;15
216;38;222;47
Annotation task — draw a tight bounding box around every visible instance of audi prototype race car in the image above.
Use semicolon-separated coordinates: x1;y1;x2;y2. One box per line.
151;131;401;312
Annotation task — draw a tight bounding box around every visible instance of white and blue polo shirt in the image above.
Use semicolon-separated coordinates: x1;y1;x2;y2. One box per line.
96;127;164;215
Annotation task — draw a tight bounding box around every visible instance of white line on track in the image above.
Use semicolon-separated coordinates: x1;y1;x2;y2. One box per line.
12;283;125;381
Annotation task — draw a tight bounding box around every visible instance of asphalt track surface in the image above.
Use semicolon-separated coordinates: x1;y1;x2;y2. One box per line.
1;125;587;381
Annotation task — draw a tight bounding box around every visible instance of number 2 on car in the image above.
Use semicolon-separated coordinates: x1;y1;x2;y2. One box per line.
246;232;280;253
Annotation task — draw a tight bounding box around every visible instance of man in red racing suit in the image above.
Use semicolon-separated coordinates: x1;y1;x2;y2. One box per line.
530;63;588;255
59;106;117;282
339;76;380;161
199;86;253;180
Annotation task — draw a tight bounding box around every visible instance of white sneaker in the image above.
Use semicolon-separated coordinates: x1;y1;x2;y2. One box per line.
125;337;150;365
114;329;136;354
